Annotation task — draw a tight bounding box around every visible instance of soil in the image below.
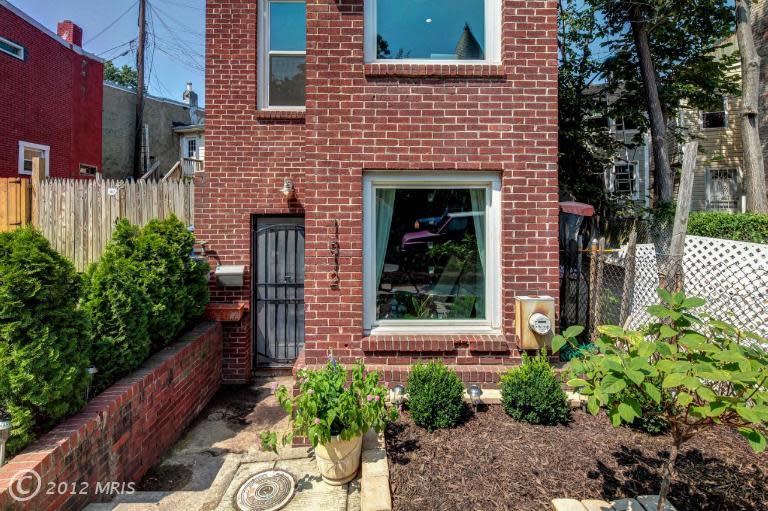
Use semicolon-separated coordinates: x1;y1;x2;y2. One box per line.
386;406;767;511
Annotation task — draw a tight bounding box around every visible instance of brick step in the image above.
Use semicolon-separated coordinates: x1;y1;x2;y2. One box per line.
360;335;512;354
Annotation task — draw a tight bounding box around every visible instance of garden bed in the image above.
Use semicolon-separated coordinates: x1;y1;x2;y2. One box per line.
386;406;767;511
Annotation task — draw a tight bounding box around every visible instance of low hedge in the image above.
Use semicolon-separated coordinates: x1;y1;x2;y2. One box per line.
1;218;209;455
500;352;571;426
0;228;90;455
406;361;465;431
687;212;768;243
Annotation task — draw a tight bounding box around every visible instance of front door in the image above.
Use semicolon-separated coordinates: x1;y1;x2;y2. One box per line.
253;217;305;366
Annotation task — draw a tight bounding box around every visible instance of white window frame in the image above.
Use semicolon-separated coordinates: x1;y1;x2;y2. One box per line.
258;0;306;111
362;171;502;335
18;141;50;176
363;0;502;64
0;36;25;60
700;97;728;130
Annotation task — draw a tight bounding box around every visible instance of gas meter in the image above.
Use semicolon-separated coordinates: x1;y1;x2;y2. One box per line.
514;296;556;350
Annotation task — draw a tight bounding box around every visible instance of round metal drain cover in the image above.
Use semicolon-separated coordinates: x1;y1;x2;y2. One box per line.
234;470;296;511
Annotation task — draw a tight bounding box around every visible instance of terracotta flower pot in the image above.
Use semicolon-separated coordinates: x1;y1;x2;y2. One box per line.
314;434;363;485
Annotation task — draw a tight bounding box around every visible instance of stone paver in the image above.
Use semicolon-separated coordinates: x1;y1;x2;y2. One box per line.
553;496;677;511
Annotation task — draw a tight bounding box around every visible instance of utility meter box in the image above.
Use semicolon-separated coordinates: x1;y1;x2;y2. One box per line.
514;295;556;350
215;265;245;287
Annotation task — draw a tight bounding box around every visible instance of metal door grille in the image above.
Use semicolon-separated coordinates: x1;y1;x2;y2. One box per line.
253;221;305;366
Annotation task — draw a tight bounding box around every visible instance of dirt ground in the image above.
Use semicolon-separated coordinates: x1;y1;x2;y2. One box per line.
386;406;767;511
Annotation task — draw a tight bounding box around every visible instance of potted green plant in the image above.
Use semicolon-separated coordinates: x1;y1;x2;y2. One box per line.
260;357;397;485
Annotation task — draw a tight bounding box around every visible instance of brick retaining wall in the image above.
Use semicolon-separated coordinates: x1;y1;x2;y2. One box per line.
0;321;223;511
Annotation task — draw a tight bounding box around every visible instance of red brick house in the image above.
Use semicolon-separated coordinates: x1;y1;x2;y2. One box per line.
0;1;102;179
200;0;559;385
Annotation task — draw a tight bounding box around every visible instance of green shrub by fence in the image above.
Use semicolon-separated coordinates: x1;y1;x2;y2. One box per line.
687;212;768;243
0;228;90;455
1;217;210;455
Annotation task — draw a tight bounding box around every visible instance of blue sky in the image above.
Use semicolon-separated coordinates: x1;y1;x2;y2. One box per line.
12;0;206;105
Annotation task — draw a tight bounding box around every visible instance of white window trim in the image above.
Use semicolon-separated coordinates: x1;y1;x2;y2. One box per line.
363;0;502;65
362;171;502;335
0;36;25;60
18;141;50;176
700;97;729;130
258;0;306;111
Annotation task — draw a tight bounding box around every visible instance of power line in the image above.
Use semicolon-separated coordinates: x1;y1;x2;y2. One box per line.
158;0;205;11
85;1;139;45
98;39;136;58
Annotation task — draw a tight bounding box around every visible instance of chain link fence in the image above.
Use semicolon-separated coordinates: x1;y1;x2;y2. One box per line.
560;217;768;353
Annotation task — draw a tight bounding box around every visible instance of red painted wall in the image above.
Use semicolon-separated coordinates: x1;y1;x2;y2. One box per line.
0;5;102;179
201;0;559;384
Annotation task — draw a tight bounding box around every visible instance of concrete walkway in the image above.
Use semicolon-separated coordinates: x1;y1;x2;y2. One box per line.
85;376;360;511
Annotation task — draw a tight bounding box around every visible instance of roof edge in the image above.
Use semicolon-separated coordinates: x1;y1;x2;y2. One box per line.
0;0;104;63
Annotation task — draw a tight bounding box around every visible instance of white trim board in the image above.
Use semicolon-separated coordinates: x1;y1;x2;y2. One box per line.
362;171;503;335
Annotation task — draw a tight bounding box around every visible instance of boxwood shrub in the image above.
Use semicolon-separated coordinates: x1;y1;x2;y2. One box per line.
500;352;571;425
406;361;465;431
687;212;768;243
0;228;90;454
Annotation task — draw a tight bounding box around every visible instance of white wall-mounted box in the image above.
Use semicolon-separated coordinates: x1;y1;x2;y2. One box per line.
215;265;245;287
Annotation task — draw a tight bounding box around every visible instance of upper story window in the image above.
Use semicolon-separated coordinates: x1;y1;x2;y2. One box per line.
18;141;49;176
0;36;25;60
363;0;501;63
259;0;306;109
702;98;728;129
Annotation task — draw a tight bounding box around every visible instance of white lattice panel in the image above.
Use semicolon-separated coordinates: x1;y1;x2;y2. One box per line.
624;236;768;340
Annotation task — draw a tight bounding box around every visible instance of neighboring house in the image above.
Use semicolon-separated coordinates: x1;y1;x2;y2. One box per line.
200;0;559;384
0;1;102;179
102;82;204;179
606;117;651;208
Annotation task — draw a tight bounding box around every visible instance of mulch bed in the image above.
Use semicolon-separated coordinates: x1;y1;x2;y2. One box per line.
386;406;767;511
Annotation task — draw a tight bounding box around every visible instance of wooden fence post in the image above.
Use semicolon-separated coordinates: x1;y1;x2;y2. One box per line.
619;221;638;327
31;156;44;228
588;238;599;338
665;140;698;292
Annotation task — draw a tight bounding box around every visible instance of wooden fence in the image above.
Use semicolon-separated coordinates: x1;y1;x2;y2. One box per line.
0;177;32;232
37;178;195;271
2;159;195;271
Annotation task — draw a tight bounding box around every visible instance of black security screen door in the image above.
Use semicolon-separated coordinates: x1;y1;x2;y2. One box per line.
253;218;305;366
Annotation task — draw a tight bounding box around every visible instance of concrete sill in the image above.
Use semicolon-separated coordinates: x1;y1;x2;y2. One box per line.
255;109;306;121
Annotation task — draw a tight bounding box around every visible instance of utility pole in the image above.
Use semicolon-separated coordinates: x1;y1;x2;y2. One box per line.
132;0;147;179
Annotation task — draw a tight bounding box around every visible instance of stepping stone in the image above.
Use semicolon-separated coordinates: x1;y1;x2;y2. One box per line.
611;498;643;511
582;499;614;511
635;495;677;511
552;498;588;511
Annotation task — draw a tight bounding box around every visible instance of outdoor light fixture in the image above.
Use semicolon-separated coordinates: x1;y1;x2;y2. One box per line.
280;178;295;199
86;366;98;401
467;384;483;412
0;415;11;467
392;384;406;406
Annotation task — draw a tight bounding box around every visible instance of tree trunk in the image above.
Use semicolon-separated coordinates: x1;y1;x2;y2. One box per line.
657;438;681;511
736;0;768;213
628;5;674;205
662;141;698;291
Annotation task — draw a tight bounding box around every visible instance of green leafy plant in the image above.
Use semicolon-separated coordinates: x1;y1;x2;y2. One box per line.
260;358;397;452
500;351;571;425
406;361;465;431
101;217;209;351
687;212;768;243
0;227;90;454
553;290;768;510
82;231;151;392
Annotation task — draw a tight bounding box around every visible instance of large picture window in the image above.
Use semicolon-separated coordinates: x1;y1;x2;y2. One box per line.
364;0;501;63
363;173;501;333
259;0;306;109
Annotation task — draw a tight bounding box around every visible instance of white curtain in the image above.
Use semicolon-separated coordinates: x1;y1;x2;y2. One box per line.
470;189;486;318
375;189;396;289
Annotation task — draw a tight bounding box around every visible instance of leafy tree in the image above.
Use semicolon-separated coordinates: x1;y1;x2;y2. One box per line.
104;61;139;89
554;291;768;511
589;0;738;206
558;0;622;213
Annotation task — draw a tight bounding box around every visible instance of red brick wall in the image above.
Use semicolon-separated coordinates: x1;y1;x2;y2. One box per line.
0;322;223;511
201;0;559;382
0;5;102;179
